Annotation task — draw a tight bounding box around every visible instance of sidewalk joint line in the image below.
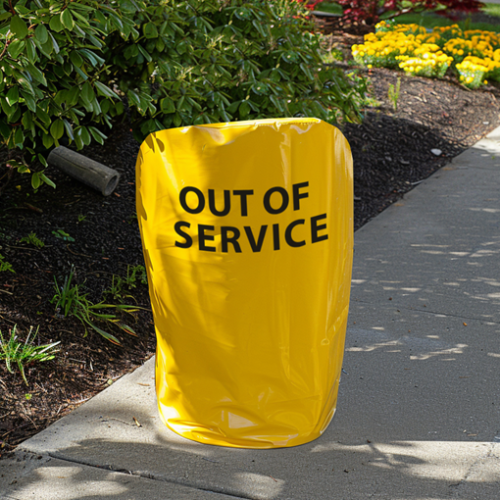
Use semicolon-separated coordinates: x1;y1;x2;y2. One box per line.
449;443;496;492
45;452;258;500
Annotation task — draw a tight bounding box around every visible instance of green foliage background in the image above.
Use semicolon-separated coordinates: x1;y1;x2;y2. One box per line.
0;0;366;189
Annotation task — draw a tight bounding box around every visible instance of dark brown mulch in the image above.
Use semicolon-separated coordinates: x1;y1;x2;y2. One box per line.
346;67;500;227
1;55;500;458
0;124;155;457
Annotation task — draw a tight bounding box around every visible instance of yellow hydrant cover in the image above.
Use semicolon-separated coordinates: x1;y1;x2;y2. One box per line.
136;118;353;448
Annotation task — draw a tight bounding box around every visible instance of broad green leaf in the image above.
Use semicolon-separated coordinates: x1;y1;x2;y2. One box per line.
36;107;51;127
50;119;64;140
160;97;175;113
48;32;60;53
6;87;19;106
14;127;24;148
127;90;141;108
49;15;63;32
124;44;139;59
76;126;91;146
239;101;250;118
42;133;54;149
94;81;119;99
67;86;80;105
227;101;240;114
53;90;67;106
80;49;105;67
148;101;157;114
81;82;95;104
25;63;47;86
39;37;53;56
110;14;124;31
22;111;34;132
114;102;124;115
34;24;48;44
60;63;71;77
143;22;158;39
0;120;11;140
91;97;101;115
68;3;95;12
70;51;83;68
22;93;36;113
89;126;104;144
15;75;33;94
1;98;16;120
71;21;86;38
31;172;41;189
40;173;56;188
71;10;90;27
176;95;185;111
8;40;25;59
37;153;48;167
61;10;74;30
101;99;111;114
73;132;83;150
26;39;37;62
73;65;89;81
137;44;152;62
10;16;28;39
87;34;103;49
155;37;165;52
9;107;21;124
300;63;313;80
63;119;74;141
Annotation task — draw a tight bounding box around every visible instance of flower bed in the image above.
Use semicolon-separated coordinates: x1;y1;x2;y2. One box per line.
352;21;500;89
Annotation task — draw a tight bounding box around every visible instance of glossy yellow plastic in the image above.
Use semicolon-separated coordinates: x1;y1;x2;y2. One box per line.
136;118;353;448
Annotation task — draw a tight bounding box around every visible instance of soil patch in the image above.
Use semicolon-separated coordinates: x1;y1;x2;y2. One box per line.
1;60;500;457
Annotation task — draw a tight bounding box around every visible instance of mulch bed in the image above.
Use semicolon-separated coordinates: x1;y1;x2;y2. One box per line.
1;34;500;458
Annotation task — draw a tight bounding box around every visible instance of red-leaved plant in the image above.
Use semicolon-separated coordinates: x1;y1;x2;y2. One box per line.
300;0;484;32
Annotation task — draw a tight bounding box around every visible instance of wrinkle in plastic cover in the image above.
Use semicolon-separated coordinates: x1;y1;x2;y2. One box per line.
136;118;353;448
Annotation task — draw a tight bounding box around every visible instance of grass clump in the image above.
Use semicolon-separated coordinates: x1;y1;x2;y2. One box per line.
0;325;60;385
0;254;15;273
20;232;45;248
52;268;139;345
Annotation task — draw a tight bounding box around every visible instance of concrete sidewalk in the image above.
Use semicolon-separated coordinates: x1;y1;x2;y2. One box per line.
2;127;500;500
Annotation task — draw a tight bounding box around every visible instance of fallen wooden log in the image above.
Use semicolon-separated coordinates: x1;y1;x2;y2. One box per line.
48;146;120;196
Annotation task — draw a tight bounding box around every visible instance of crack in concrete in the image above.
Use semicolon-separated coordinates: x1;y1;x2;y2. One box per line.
44;451;259;500
351;298;500;325
448;443;497;497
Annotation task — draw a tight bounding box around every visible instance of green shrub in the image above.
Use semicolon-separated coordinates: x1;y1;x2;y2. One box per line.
103;0;366;140
0;0;118;189
0;0;366;191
